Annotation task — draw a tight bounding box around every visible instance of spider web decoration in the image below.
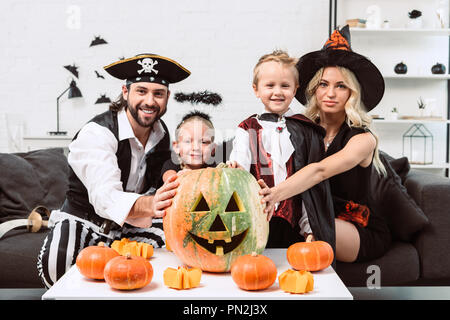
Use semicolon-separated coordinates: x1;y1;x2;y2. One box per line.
174;91;222;106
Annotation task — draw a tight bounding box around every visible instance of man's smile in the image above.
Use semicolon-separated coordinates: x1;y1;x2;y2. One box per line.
138;105;159;117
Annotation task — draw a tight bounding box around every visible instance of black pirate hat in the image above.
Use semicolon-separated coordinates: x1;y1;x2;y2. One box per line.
104;53;190;87
295;25;384;111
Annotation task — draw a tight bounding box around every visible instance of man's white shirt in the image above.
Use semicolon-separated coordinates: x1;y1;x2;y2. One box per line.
62;110;166;228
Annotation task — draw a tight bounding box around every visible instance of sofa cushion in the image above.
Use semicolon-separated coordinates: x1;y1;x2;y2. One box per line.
369;152;429;242
0;228;49;288
404;170;450;280
336;241;420;287
0;148;69;223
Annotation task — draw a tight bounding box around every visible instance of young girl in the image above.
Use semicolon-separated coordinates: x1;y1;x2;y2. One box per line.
161;110;217;182
259;26;392;263
228;50;335;250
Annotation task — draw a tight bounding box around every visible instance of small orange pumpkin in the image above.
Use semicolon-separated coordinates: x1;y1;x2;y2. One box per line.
163;266;202;290
230;252;277;291
104;253;153;290
278;269;314;294
75;242;120;280
111;238;154;259
287;240;334;272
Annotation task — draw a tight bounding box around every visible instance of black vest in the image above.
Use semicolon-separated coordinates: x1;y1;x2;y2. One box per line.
63;110;171;227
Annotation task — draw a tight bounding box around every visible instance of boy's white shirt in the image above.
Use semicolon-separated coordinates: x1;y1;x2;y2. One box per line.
229;108;312;236
53;109;166;229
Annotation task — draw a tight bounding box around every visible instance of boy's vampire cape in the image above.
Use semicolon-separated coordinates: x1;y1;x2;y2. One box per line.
238;113;336;256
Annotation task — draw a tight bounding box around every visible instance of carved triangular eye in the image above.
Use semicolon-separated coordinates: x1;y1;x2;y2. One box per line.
225;191;244;212
192;193;210;212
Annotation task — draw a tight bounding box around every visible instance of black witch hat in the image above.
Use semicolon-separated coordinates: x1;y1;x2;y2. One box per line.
295;25;384;111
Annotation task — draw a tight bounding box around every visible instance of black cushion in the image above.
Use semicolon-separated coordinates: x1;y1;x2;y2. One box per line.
0;148;69;223
369;152;429;242
0;228;49;288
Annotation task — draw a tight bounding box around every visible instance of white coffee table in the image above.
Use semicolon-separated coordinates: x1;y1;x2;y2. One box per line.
41;248;352;300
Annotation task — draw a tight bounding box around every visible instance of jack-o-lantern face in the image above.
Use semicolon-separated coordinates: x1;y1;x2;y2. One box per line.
163;165;269;272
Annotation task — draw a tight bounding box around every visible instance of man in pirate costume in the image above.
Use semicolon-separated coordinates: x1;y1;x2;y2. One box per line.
37;54;190;288
228;50;336;255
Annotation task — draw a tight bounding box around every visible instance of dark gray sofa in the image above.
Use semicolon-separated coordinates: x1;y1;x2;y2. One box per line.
0;147;449;289
336;168;450;286
0;148;69;288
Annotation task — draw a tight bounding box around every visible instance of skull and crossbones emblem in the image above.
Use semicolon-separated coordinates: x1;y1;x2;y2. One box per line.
137;58;159;74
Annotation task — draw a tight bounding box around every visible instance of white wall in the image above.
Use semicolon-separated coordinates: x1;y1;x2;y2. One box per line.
337;0;450;173
1;0;449;175
0;0;329;142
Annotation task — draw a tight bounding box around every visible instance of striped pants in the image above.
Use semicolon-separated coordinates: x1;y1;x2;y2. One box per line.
37;214;165;288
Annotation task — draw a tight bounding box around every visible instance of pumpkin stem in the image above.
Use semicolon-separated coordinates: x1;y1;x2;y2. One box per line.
98;241;106;247
306;234;314;242
216;162;228;169
126;252;132;259
251;252;258;257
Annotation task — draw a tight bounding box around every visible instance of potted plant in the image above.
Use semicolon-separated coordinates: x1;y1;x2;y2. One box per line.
417;97;426;117
407;10;422;29
389;107;399;120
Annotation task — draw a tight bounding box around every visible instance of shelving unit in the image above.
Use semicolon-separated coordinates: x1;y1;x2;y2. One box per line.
350;27;450;36
333;0;449;177
383;74;450;80
383;74;450;79
22;135;72;155
373;119;450;124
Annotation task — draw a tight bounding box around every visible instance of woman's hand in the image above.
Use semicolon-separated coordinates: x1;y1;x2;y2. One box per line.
257;179;277;221
153;174;180;218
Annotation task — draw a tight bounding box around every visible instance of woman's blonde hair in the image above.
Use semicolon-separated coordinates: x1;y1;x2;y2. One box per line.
304;66;386;176
253;50;299;86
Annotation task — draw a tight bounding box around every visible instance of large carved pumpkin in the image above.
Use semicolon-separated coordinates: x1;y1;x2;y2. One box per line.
163;165;269;272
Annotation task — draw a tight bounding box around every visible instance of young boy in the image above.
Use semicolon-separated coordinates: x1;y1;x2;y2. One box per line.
161;110;217;182
228;50;335;250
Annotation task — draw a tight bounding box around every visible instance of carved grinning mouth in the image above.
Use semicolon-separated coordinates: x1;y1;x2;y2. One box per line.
189;191;248;255
189;229;248;256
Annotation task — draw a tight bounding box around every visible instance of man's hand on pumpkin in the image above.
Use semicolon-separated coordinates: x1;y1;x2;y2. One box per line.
153;174;180;218
126;195;155;228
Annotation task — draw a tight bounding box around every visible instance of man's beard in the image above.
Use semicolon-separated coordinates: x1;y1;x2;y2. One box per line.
127;101;166;128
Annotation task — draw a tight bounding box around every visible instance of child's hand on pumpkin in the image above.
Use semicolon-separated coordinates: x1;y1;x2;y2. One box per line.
162;170;178;183
226;160;244;169
257;179;275;221
153;174;179;218
177;168;191;176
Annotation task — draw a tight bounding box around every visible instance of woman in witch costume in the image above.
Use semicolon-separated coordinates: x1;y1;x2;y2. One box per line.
260;25;392;262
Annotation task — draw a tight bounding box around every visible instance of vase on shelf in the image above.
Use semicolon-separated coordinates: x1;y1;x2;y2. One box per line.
388;107;399;120
394;62;407;74
431;63;446;75
407;10;422;29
